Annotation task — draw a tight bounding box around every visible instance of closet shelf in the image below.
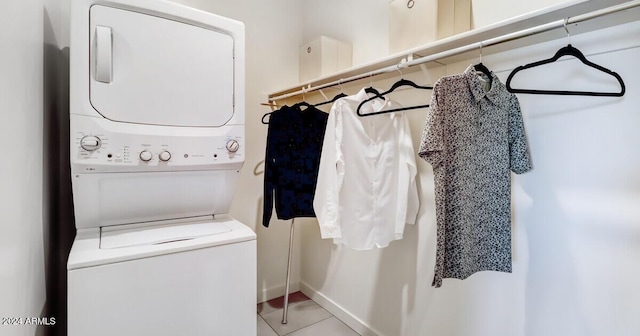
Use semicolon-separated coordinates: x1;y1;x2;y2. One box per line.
267;0;639;101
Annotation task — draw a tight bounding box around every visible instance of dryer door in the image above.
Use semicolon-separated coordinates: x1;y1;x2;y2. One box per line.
89;5;234;127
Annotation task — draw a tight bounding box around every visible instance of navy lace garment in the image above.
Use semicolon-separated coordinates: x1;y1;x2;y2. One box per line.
262;104;328;227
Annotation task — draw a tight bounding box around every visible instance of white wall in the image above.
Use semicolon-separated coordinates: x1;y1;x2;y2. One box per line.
298;13;640;336
168;0;304;302
301;0;389;66
471;0;571;28
300;0;572;65
0;1;47;336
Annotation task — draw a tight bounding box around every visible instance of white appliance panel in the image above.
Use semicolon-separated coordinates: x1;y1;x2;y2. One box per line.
72;170;238;229
70;115;244;174
89;5;234;127
68;216;256;269
100;220;232;249
68;239;256;336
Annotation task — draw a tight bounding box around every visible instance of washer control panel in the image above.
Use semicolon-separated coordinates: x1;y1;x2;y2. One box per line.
71;117;244;173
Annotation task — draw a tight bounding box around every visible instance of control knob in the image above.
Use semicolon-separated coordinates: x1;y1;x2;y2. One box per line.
139;150;153;162
159;151;171;162
80;135;102;151
226;139;240;153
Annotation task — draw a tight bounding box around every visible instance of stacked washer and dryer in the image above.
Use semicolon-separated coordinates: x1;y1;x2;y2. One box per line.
66;0;256;335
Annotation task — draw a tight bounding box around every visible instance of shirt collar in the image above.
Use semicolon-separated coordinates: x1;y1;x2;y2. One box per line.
464;65;511;109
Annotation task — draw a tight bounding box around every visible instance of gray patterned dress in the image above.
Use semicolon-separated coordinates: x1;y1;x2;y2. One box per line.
418;65;532;288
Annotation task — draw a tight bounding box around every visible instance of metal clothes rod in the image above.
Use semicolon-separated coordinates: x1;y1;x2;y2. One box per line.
281;218;295;324
268;0;640;102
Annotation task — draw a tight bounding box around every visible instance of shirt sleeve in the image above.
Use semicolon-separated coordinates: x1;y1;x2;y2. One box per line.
313;102;344;239
508;96;533;174
418;82;445;167
262;111;278;227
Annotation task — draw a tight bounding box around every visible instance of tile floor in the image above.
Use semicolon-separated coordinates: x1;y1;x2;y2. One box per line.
257;292;361;336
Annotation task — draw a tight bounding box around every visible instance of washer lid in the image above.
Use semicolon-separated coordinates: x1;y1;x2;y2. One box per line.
101;221;232;249
68;217;256;270
89;5;235;127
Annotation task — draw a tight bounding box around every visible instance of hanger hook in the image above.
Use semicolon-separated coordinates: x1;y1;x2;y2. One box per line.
563;17;572;45
302;86;306;101
479;42;483;63
369;71;374;87
396;64;404;79
338;79;344;93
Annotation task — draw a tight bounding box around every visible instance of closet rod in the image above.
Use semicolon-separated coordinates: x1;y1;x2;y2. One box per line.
268;0;640;102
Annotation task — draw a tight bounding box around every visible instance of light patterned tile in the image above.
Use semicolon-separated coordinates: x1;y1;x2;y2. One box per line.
287;317;360;336
257;315;278;336
261;299;332;336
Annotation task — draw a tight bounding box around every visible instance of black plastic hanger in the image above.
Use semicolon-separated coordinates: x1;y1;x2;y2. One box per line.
314;92;347;107
474;62;492;80
261;108;280;124
261;101;297;125
261;104;280;124
364;86;380;96
506;44;625;97
261;101;314;124
316;79;349;107
262;87;330;124
356;78;432;117
293;101;312;110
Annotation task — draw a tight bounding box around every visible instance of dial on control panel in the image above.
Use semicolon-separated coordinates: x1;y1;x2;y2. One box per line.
159;151;171;162
226;139;240;153
80;135;102;151
139;150;152;162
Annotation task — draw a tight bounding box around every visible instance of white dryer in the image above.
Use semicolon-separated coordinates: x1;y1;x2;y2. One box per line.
67;1;255;335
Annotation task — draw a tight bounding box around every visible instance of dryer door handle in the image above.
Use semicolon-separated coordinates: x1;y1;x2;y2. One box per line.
95;26;113;83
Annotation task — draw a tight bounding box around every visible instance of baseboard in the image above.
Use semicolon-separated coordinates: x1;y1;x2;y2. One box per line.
299;281;382;336
258;282;301;303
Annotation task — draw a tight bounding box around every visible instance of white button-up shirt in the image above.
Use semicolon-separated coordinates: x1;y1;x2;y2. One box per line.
313;88;419;250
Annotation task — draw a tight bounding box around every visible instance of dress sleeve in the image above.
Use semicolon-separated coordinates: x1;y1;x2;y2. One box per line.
313;102;344;239
401;113;419;225
508;96;533;174
418;82;445;167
